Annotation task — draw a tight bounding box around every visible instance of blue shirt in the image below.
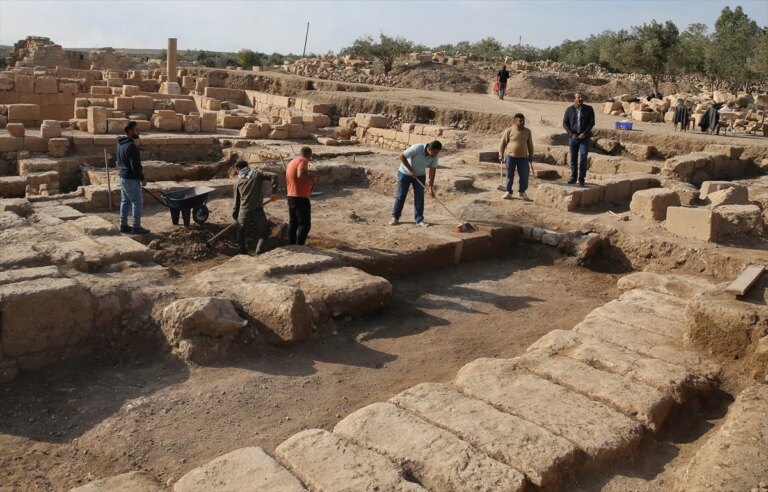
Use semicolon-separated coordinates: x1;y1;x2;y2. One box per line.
398;144;438;177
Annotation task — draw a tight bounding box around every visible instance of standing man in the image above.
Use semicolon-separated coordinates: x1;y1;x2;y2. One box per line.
499;113;534;200
232;161;278;255
562;92;595;186
117;121;149;234
390;140;442;227
285;147;317;246
497;64;510;100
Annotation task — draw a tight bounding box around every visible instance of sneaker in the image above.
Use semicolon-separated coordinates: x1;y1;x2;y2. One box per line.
131;226;151;235
389;218;399;226
578;181;585;187
119;224;131;233
417;221;430;228
502;192;513;200
519;192;529;200
567;178;577;184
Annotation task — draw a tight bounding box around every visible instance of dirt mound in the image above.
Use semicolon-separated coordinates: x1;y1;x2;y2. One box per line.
389;63;490;94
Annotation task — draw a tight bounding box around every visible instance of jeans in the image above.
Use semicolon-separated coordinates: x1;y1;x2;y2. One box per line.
569;137;590;182
287;197;311;245
498;82;507;100
392;171;426;223
119;177;143;227
505;156;530;193
236;207;269;254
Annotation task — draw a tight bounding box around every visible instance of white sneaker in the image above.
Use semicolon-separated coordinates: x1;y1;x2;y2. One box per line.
389;218;399;226
417;221;429;228
502;192;513;199
519;192;529;200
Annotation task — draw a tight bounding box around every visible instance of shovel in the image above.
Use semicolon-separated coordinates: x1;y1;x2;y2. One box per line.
205;197;275;248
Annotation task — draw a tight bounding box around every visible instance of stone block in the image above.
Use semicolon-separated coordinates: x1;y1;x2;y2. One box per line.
0;198;33;216
113;96;133;111
623;142;656;160
173;447;305;492
69;215;118;236
181;114;200;133
535;183;582;211
0;176;26;198
603;101;624;114
136;120;151;132
706;186;750;208
107;118;130;135
662;153;713;183
7;104;41;123
700;181;746;200
200;112;217;133
33;76;57;94
121;85;140;96
666;207;719;242
153;116;182;131
14;75;34;93
354;113;389;128
172;98;196;115
703;144;744;160
335;402;526;491
87;106;109;134
39;120;61;138
269;129;288;139
630;188;681;221
312;114;331;127
0;136;23;152
132;95;154;110
632;110;661;122
599;177;632;203
6;123;25;137
74;108;87;119
195;78;209;92
714;204;763;238
47;138;69;158
201;97;221;110
219;114;245;129
90;86;111;95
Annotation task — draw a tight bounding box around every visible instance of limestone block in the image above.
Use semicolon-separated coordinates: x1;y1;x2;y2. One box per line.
160;297;246;363
704;144;744;160
113;96;133;111
700;181;746;200
534;182;603;211
34;76;57;94
90;86;111;95
69;215;118;236
179;114;199;133
6;122;25;137
87;106;109;134
706;186;750;208
7;103;41;122
107;118;130;135
603;101;624;114
153;117;182;131
74;108;87;119
173;447;306;492
46;138;69;158
269;129;288;139
107;77;123;88
599;177;632;203
631;110;661;122
200;112;217;133
239;122;265;138
616;272;715;300
335;402;526;491
39;120;62;139
354;113;389;128
218;114;245;129
195;78;209;92
121;85;140;96
0;176;25;198
0;277;93;364
714;204;763;238
172;98;195;115
276;429;424;492
14;75;33;93
665;207;719;242
155;109;177;118
136;120;151;132
623;143;656;160
201;97;221;110
312;113;331;127
0;136;23;152
132;95;154;110
70;471;164;492
630;188;681;221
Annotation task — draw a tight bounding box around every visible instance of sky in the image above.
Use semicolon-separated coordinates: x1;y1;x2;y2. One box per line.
1;0;766;54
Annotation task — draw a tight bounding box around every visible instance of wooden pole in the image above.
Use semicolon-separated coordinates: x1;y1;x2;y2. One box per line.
104;149;113;210
302;22;309;57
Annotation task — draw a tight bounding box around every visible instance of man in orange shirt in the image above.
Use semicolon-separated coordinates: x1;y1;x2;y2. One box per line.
285;147;317;245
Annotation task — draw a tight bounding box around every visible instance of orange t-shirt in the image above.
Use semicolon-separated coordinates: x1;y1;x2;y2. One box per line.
286;156;311;198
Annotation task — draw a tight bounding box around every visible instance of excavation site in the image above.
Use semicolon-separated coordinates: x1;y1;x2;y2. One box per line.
0;33;767;492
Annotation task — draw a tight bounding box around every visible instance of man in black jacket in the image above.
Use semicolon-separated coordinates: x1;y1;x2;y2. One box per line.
117;121;149;234
232;161;278;255
497;64;510;100
562;92;595;186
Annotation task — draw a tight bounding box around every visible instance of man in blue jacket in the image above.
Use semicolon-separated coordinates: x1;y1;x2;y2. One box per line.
117;121;150;234
562;92;595;187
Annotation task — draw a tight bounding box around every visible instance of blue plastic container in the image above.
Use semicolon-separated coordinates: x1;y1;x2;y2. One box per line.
615;121;633;130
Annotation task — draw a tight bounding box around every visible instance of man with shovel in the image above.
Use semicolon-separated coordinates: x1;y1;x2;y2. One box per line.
232;161;278;255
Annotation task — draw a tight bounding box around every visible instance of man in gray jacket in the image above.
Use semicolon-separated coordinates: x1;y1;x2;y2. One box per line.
232;161;278;255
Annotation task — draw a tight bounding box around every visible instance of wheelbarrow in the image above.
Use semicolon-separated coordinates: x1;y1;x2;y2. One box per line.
143;186;215;227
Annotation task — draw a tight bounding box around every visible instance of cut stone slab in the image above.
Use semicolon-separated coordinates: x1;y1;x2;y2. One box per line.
390;382;578;489
334;402;526;492
705;186;750;208
699;181;744;200
0;265;61;287
616;272;714;299
528;329;713;403
70;471;164;492
678;384;768;492
574;315;720;381
0;198;33;217
453;358;643;462
173;447;306;492
725;265;765;296
666;207;719;242
617;289;688;321
629;188;680;221
276;428;425;492
590;300;685;339
93;235;154;263
714;204;764;238
68;215;119;236
31;204;82;222
534;182;604;211
517;351;674;432
258;246;340;276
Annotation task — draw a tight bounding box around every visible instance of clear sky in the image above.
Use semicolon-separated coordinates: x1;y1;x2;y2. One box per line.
1;0;766;54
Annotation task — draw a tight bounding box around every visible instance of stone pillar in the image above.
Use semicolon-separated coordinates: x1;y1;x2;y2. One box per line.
167;38;177;83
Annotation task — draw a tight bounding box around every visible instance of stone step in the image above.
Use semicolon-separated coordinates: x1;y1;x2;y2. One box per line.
528;329;713;403
390;382;578;490
333;402;526;492
517;351;674;432
275;428;425;492
677;384;768;492
574;316;721;380
173;447;306;492
618;289;688;318
616;272;714;299
589;300;685;339
454;358;643;462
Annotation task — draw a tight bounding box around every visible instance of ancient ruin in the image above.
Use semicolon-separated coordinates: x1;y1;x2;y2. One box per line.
1;31;767;492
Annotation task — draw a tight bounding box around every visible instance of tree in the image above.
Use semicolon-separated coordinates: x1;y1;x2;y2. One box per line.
670;23;712;75
710;6;761;89
608;20;679;95
472;37;504;60
747;28;768;83
237;49;263;69
342;34;414;73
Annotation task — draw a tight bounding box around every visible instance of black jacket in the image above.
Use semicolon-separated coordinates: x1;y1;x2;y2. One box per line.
116;136;144;180
562;104;595;137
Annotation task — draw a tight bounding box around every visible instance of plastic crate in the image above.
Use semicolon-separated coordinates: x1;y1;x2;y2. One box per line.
615;121;633;130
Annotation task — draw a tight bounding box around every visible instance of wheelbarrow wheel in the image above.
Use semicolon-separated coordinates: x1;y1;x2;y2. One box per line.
193;205;209;224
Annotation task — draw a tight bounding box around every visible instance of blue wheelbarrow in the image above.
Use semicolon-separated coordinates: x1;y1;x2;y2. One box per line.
143;186;215;227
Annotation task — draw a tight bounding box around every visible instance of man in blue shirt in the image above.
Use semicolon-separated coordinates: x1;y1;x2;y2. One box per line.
390;140;442;227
